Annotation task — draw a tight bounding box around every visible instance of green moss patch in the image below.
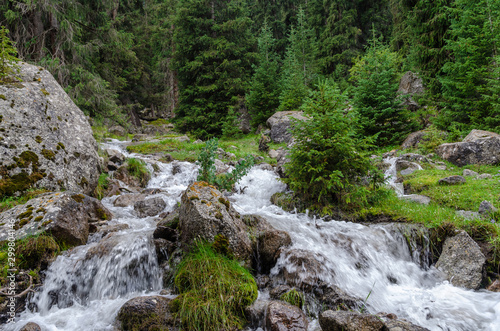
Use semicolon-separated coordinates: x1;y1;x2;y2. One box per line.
71;194;85;203
280;289;304;308
171;240;257;330
41;149;56;161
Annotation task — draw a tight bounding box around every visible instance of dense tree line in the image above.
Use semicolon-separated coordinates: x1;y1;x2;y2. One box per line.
1;0;499;139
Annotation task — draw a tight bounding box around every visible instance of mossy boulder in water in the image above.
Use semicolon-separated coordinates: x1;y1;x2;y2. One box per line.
0;63;101;196
116;295;176;331
0;191;113;246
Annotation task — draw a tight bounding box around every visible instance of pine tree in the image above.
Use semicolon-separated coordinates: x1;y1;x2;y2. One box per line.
246;21;281;127
0;26;19;82
350;34;416;145
173;0;255;139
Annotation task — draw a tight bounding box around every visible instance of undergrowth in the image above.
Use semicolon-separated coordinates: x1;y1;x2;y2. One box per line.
93;173;109;200
171;240;257;330
0;188;50;212
126;158;150;186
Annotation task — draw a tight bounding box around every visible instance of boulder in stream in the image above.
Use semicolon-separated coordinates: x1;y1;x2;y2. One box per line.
435;230;485;289
116;295;175;331
134;196;166;217
18;322;42;331
319;310;385;331
266;300;308;331
0;191;112;246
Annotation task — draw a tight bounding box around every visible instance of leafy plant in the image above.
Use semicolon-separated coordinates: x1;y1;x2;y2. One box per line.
126;158;150;186
197;138;254;191
93;173;109;200
171;240;257;330
0;26;20;82
280;289;304;308
282;79;384;209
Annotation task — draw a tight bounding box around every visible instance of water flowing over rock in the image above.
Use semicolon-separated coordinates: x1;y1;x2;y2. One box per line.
435;130;500;166
319;310;385;331
113;193;147;207
266;111;307;143
0;63;101;196
178;181;253;261
265;300;308;331
116;295;175;331
257;228;292;274
435;231;485;289
0;191;112;246
18;322;42;331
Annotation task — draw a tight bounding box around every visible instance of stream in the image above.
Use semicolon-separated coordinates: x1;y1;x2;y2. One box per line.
5;140;500;330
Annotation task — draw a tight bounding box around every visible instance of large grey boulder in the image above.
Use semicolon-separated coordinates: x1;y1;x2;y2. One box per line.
319;310;385;331
265;300;308;331
113;193;147;207
0;62;100;196
435;231;485;289
398;72;425;111
435;130;500;166
116;295;175;331
0;192;112;246
134;197;167;217
178;182;253;261
266;111;307;143
258;229;292;274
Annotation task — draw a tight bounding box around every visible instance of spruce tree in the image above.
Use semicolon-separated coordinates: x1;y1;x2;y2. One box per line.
246;21;281;127
173;0;255;139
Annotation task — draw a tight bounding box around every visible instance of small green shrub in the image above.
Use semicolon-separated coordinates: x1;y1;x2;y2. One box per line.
0;26;20;82
93;173;109;200
171;240;257;330
126;158;150;186
280;289;304;308
197;138;254;191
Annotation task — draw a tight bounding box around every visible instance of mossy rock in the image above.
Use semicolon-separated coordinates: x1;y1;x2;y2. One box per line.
15;234;60;270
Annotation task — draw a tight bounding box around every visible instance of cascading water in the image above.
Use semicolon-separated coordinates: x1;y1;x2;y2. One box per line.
231;168;500;331
6;143;500;331
5;140;198;331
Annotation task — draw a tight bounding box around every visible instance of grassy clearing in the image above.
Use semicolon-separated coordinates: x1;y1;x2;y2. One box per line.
171;240;257;331
126;134;286;164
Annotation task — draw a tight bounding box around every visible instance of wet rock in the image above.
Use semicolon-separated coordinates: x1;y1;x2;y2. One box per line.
154;212;179;243
266;300;308;331
384;223;432;268
269;285;293;299
463;169;479;177
435;230;485;289
0;63;101;196
435;131;500;166
19;322;42;331
266;111;307;143
319;310;385;331
154;238;176;263
106;149;125;165
258;163;274;171
258;229;292;274
280;249;331;290
245;299;270;329
115;164;151;189
134;197;167;217
116;295;175;331
478;200;497;216
94;223;129;237
113;193;147;207
178;182;252;261
401;194;431;205
380;316;430;331
0;192;112;246
438;175;466;185
107;161;118;171
487;279;500;292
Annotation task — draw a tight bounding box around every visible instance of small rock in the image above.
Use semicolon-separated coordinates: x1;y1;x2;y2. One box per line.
107;161;119;171
175;135;190;142
246;300;270;329
463;129;500;142
117;296;174;331
266;300;308;331
478;200;497;215
402;194;431;205
258;229;292;274
476;173;492;180
319;310;385;331
134;197;167;217
259;135;271;152
438;175;466;185
456;210;481;220
109;125;126;136
114;193;147;207
463;169;479;177
487;279;500;292
258;163;274;171
19;322;42;331
194;139;203;144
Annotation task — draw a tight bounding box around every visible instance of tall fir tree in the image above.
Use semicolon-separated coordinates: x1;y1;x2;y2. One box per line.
246;21;281;127
173;0;255;139
438;0;500;131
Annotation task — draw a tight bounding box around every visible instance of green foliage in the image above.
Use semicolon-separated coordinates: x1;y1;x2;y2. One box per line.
0;26;19;82
197;138;254;191
126;158;150;186
350;35;417;145
282;79;384;209
173;0;255;139
0;188;50;213
171;240;257;330
93;173;109;200
247;21;281;127
280;289;304;308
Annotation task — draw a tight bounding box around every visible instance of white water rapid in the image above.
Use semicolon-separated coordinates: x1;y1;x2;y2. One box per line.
5;144;500;331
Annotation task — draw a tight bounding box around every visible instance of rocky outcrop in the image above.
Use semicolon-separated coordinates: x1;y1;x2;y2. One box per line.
435;231;485;289
401;130;447;150
116;295;175;331
0;63;101;196
134;197;166;217
319;310;385;331
0;191;112;246
265;300;308;331
398;72;425;111
178;182;253;261
266;111;307;143
435;130;500;166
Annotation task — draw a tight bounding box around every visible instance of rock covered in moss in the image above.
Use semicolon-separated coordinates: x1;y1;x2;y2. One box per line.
116;295;175;331
0;63;101;196
178;181;253;261
0;191;112;246
435;230;485;289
